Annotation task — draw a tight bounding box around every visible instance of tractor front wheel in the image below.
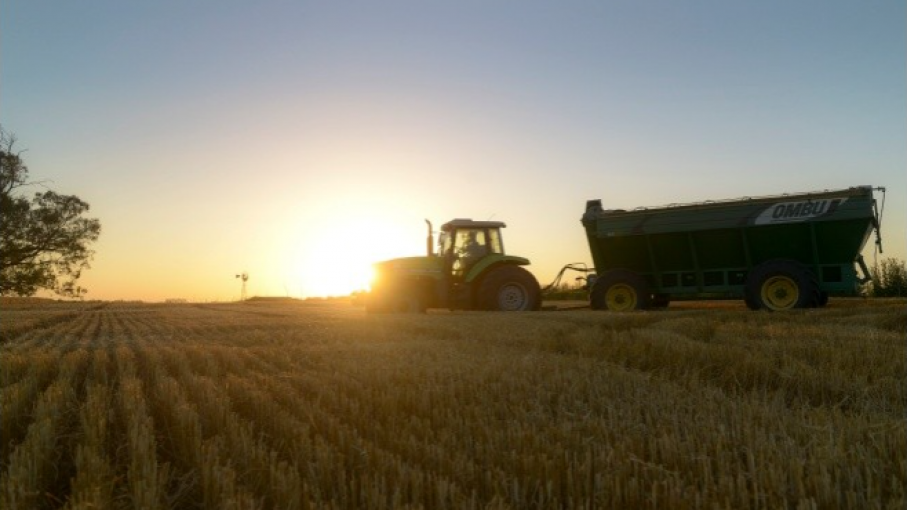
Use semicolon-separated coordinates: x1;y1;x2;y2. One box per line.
365;292;391;314
366;285;428;314
476;266;541;311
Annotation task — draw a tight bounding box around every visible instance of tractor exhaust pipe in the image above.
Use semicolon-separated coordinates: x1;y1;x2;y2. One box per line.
425;219;434;256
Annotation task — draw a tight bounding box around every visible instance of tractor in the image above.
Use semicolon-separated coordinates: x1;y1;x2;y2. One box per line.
366;219;541;312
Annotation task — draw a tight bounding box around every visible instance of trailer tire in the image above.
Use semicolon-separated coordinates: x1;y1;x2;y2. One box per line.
590;269;651;311
743;292;761;311
744;260;819;311
476;266;541;311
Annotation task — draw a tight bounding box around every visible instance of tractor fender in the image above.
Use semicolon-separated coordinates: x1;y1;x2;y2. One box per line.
465;255;531;283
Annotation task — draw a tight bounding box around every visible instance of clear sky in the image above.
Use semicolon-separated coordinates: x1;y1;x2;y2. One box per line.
2;1;904;301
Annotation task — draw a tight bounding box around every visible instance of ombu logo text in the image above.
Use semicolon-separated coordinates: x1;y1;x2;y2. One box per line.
754;198;845;225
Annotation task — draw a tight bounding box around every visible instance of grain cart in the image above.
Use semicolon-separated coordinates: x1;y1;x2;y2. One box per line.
581;185;884;311
367;219;542;312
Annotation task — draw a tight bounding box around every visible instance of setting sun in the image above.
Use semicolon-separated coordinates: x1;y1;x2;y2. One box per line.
296;239;373;297
286;214;424;298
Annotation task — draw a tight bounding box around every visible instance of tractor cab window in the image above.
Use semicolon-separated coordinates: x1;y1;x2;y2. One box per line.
437;231;452;257
455;229;488;260
450;228;489;277
487;229;504;255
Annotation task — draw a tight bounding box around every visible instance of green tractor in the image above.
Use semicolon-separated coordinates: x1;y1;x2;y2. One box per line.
366;219;542;313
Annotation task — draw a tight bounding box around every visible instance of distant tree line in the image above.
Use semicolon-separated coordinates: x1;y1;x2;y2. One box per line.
544;282;588;301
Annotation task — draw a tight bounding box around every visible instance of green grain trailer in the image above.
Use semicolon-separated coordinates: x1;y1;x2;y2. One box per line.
581;186;884;311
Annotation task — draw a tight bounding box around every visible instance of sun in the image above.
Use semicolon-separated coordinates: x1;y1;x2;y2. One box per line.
287;216;422;298
298;245;374;297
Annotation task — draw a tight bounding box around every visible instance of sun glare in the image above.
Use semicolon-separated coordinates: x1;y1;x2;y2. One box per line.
287;216;422;298
299;249;373;297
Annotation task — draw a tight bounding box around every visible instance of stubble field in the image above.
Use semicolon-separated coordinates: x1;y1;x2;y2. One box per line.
1;298;904;509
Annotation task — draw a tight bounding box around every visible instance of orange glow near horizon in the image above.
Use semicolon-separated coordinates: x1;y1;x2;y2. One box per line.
286;215;423;298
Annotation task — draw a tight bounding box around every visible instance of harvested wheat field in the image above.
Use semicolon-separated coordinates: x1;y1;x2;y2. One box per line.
1;298;904;509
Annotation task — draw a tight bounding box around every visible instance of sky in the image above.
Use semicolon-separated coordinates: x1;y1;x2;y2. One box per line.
2;1;904;302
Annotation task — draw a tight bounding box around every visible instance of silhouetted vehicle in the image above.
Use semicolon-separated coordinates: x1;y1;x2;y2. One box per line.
581;186;884;311
367;219;541;313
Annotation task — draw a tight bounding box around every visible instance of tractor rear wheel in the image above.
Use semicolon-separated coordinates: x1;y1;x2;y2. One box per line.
744;260;819;311
590;269;651;311
476;266;541;311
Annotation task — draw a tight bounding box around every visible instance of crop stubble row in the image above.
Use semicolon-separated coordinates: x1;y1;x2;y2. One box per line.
0;300;904;509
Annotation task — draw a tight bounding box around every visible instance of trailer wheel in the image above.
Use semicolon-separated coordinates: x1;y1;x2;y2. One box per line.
590;269;651;311
743;292;760;311
744;260;819;311
476;266;541;311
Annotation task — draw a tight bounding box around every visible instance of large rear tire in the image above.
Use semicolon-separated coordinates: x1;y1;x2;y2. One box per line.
590;269;651;311
744;260;819;311
475;266;541;311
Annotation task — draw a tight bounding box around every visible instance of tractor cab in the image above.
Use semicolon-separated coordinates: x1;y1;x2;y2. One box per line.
436;219;506;279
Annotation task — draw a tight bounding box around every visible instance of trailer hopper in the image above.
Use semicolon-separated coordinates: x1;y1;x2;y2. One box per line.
581;186;883;311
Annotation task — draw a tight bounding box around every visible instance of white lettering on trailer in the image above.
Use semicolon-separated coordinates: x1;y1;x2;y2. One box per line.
754;198;845;225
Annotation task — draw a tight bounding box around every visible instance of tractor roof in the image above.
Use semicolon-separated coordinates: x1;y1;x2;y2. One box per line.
440;219;507;231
